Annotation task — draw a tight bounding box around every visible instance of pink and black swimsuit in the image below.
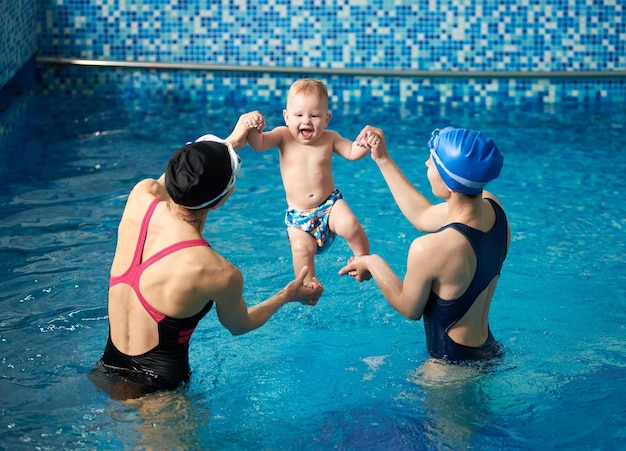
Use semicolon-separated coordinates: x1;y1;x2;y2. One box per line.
95;199;213;396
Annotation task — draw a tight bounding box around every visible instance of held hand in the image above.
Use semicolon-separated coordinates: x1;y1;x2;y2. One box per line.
302;276;323;306
227;114;254;151
338;256;372;282
285;266;324;305
241;111;266;132
227;111;266;150
356;125;388;161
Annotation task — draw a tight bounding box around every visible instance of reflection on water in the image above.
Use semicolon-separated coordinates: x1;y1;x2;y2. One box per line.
105;390;211;450
405;360;497;448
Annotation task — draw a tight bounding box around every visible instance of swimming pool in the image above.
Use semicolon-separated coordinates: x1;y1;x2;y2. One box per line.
1;89;625;450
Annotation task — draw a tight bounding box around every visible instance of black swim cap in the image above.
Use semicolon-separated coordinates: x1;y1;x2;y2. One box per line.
165;140;232;209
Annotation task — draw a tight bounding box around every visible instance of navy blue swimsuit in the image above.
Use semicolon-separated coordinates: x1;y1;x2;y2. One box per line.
422;198;508;362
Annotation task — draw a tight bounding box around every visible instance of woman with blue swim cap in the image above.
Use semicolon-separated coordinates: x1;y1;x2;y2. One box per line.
341;125;510;362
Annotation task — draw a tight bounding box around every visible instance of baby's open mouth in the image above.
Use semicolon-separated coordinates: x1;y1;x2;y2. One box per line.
300;128;314;140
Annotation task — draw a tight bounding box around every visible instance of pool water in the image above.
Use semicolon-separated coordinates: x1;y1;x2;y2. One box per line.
1;90;625;450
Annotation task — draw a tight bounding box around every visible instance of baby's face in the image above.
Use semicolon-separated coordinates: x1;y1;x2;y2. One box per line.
283;93;331;144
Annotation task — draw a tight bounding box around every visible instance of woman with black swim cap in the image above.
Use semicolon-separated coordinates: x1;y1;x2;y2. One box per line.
340;125;509;363
89;118;322;400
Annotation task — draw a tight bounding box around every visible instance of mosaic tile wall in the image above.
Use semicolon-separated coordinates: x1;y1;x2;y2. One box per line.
36;0;625;72
0;0;36;91
5;0;626;104
36;65;626;106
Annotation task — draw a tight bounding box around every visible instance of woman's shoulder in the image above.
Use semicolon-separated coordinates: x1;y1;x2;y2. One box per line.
132;176;167;197
194;252;243;298
124;177;168;208
482;190;503;208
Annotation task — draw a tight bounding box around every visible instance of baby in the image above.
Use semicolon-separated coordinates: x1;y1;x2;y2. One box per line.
242;78;377;284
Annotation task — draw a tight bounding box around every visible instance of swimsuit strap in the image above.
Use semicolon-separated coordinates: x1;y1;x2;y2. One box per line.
109;198;161;286
109;198;210;323
133;238;209;323
132;198;161;267
140;239;210;269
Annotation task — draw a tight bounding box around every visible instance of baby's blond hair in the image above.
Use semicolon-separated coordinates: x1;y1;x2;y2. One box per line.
287;79;328;107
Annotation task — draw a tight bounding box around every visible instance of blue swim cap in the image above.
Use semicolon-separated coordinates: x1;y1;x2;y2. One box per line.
428;127;503;195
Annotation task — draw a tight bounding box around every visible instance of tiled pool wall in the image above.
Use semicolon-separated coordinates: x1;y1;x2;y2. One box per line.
0;1;37;103
2;0;626;105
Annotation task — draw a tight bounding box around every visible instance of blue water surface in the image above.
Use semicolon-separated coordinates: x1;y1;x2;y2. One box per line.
1;90;625;450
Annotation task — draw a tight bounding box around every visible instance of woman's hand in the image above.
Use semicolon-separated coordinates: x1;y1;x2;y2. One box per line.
356;125;388;162
284;266;324;305
338;256;372;282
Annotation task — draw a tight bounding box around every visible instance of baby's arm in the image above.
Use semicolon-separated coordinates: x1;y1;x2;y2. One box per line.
227;111;266;150
333;131;372;160
248;126;286;152
237;111;284;151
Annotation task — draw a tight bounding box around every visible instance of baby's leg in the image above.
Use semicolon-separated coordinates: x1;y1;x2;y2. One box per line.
287;227;318;283
329;200;370;256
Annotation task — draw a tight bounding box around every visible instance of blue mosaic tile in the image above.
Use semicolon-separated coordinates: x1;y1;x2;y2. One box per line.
32;0;626;72
2;0;626;104
0;0;36;89
35;65;626;106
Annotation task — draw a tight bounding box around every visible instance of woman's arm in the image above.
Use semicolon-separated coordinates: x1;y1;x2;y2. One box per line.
215;266;323;335
339;238;435;321
358;125;449;232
